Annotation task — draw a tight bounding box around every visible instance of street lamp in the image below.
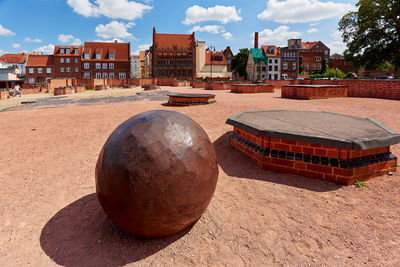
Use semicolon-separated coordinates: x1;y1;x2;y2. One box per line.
208;46;215;80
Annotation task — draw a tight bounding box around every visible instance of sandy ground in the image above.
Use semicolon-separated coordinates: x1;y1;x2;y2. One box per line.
0;86;399;267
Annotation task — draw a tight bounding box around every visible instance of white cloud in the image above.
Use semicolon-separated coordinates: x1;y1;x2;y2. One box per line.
12;43;21;49
93;38;125;43
34;44;55;54
67;0;152;20
190;25;226;34
310;22;319;26
58;34;82;45
183;5;242;24
257;0;356;23
307;28;319;34
133;43;151;55
222;32;233;40
0;24;15;36
327;30;346;54
24;37;43;43
95;21;134;39
258;26;302;46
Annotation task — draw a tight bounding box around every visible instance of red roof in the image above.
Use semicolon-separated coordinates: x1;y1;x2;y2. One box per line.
0;53;27;64
261;45;280;57
301;42;319;50
54;45;82;56
82;42;130;61
26;55;54;66
205;51;227;65
154;33;195;50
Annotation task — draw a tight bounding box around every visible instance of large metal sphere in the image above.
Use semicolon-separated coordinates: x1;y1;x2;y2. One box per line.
95;110;219;237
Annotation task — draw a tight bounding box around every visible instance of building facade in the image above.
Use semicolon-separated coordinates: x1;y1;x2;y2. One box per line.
53;46;82;79
262;45;281;80
130;55;140;78
150;28;196;79
329;54;354;74
26;55;54;83
0;53;31;77
299;41;330;75
246;48;267;81
195;42;232;79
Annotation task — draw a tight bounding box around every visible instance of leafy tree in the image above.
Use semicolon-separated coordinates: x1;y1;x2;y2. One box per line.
339;0;400;70
323;67;346;79
231;48;250;78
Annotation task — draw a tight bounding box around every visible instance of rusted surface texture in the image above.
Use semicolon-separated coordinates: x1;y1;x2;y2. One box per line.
96;110;219;237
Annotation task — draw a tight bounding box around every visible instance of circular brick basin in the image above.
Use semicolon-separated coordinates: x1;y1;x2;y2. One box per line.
226;110;400;185
142;84;160;91
167;93;216;106
231;84;275;94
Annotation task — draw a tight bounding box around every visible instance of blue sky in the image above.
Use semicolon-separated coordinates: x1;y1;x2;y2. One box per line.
0;0;358;55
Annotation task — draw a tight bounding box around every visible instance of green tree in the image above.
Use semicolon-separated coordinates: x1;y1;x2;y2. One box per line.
323;67;346;79
231;48;250;78
339;0;400;70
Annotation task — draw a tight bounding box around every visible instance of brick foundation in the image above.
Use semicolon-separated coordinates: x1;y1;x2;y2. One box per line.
230;127;397;185
54;87;75;96
205;82;231;90
173;80;190;87
0;90;9;99
231;84;275;94
282;85;348;99
192;81;206;88
167;94;216;106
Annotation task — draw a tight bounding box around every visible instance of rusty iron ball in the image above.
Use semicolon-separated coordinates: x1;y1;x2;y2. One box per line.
95;110;219;237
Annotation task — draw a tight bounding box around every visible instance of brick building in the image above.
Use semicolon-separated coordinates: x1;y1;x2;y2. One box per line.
150;28;196;79
81;42;130;80
299;41;330;75
280;39;301;79
246;48;267;81
262;45;281;80
0;53;33;76
26;55;54;84
329;53;354;74
53;46;82;79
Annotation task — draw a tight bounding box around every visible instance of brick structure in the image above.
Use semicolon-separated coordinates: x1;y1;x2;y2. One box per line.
53;46;82;79
82;42;130;80
280;39;301;80
246;48;267;81
150;28;196;80
299;41;330;75
26;55;55;84
329;54;354;74
262;45;281;80
231;84;275;94
281;85;348;99
205;81;231;90
167;93;216;106
226;110;399;185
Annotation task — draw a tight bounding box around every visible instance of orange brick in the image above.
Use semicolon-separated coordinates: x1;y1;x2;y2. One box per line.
339;150;348;160
303;147;314;154
298;170;324;180
333;167;354;177
307;164;333;174
290;145;303;153
310;144;322;148
272;143;290;151
271;158;294;168
314;148;327;157
281;139;297;145
294;162;307;170
327;150;339;158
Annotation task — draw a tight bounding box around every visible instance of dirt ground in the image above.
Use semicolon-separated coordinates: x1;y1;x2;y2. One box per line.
0;87;399;267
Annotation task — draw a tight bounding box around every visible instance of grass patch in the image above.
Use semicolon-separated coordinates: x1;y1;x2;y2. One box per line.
354;180;368;188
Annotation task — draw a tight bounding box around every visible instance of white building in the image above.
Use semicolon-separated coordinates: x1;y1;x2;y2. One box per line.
0;53;29;77
195;42;232;79
262;45;281;80
130;55;140;78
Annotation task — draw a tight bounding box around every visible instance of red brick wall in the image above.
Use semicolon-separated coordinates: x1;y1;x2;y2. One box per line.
192;81;206;88
264;80;291;89
206;82;231;90
231;127;397;185
282;85;348;99
231;84;274;93
0;91;9;99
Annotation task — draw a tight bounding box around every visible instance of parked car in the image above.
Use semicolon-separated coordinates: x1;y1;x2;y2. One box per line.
375;75;394;79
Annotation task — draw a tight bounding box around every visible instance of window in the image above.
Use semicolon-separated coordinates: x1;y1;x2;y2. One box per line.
75;68;78;73
109;63;114;69
84;53;90;59
109;53;115;59
74;48;78;54
102;63;108;69
66;67;70;73
60;48;65;54
75;58;79;63
275;59;278;64
312;64;316;70
109;73;115;79
95;73;101;79
283;62;288;70
304;64;309;70
96;63;101;69
60;58;64;63
66;58;70;63
96;53;101;59
28;78;35;84
315;56;321;62
274;65;278;71
268;74;272;80
29;68;34;74
269;59;272;63
84;63;90;69
66;48;70;54
83;72;90;79
262;67;266;71
256;67;261;72
292;62;296;70
269;66;272;71
119;73;126;79
38;68;43;74
60;67;64;72
317;63;322;70
46;68;51;74
325;50;329;55
274;74;278;80
102;73;108;79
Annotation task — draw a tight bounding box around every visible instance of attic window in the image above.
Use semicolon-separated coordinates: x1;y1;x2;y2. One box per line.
74;48;78;54
96;53;101;59
66;48;70;54
109;53;115;59
60;48;65;54
84;53;90;59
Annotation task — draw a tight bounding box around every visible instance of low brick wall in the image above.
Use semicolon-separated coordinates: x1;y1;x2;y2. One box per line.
231;84;275;94
192;81;206;88
205;82;231;90
168;95;216;106
20;88;42;94
0;90;9;99
74;86;85;93
54;87;75;96
282;85;348;99
229;127;397;185
265;80;291;89
173;80;190;87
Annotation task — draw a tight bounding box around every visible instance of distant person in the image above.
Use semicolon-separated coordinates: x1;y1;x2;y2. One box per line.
14;84;22;97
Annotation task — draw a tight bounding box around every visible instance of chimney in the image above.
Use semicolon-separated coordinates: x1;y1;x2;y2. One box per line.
254;32;259;49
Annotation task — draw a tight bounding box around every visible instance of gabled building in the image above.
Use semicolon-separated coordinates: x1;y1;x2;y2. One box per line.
280;39;301;79
246;48;267;81
195;42;232;79
82;42;130;79
0;53;31;76
223;46;234;72
139;51;146;78
53;45;82;79
299;41;330;75
329;53;354;74
26;55;54;84
262;45;281;80
130;55;140;78
150;27;196;79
